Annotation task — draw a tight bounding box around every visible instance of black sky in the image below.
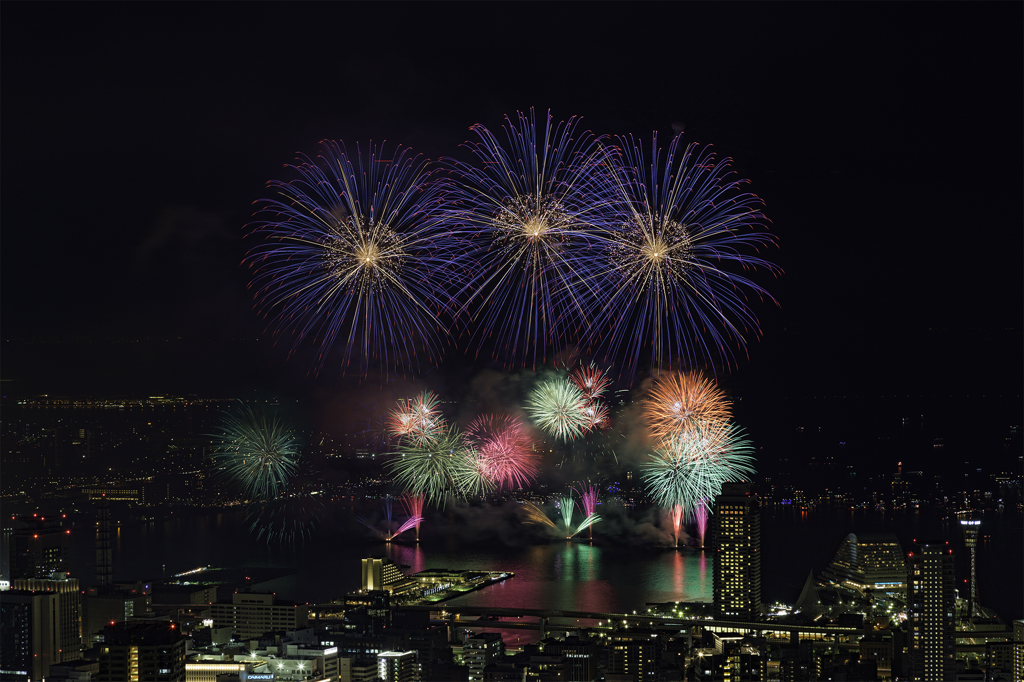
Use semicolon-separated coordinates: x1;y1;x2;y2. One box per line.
2;2;1021;399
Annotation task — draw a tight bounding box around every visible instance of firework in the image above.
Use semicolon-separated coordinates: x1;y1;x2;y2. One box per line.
558;494;576;535
521;501;558;531
402;493;425;541
386;424;491;505
590;133;779;377
525;379;589;441
581;401;610;432
569;514;602;539
641;422;756;543
569;364;611;402
210;405;300;501
388;391;445;445
466;414;540;491
644;371;731;445
576;484;602;539
245;140;461;376
443;109;616;367
670;504;684;548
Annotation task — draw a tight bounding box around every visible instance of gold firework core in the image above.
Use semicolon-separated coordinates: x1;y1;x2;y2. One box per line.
642;235;669;262
354;241;380;265
522;217;549;239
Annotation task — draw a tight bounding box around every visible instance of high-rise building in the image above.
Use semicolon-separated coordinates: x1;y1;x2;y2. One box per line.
97;621;186;682
209;592;309;640
10;515;70;579
464;633;504;682
361;558;405;591
377;650;417;682
958;519;981;617
906;543;956;681
11;573;82;662
713;482;762;621
606;628;662;681
0;589;59;681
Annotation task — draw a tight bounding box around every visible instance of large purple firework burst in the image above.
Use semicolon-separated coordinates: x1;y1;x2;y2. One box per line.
442;109;616;368
245;140;461;377
588;133;780;378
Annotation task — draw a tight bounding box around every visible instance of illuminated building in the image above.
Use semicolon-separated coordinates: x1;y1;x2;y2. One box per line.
606;628;661;680
10;515;70;579
541;635;596;681
184;660;256;682
713;483;762;621
1013;619;1023;682
820;532;907;593
209;592;309;640
83;589;152;644
958;519;981;617
0;589;59;681
361;558;404;591
465;633;503;682
11;573;82;663
82;486;146;504
97;620;186;682
377;650;417;682
907;543;955;681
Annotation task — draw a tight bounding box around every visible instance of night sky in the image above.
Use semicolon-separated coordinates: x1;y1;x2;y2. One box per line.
3;3;1021;406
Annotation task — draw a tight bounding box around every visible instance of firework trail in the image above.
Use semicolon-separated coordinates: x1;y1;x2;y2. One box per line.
641;422;756;545
575;484;602;539
558;494;576;537
466;414;540;491
525;379;589;441
389;391;445;445
245;140;461;377
402;493;425;541
210;404;300;501
582;401;610;432
590;133;779;378
644;370;731;445
692;505;709;548
521;501;558;532
442;109;617;368
670;504;684;548
387;424;492;505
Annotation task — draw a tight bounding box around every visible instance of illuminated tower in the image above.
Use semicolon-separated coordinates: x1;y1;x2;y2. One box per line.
10;515;70;579
959;518;981;617
96;497;113;590
712;482;762;621
907;543;956;681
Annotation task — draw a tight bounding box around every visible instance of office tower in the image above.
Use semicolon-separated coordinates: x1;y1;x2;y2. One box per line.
378;651;417;682
464;633;503;682
606;629;662;681
209;592;309;640
821;532;907;592
11;573;82;662
96;497;113;590
542;635;596;681
83;589;152;645
0;589;59;681
10;515;70;579
713;482;762;621
906;543;955;682
958;519;981;617
97;621;186;682
361;557;404;591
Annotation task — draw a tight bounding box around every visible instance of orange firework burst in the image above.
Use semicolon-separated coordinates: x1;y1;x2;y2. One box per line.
644;371;731;445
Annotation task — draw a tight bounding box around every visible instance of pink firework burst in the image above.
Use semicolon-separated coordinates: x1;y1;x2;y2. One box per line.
466;414;540;491
401;493;425;541
569;364;610;402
